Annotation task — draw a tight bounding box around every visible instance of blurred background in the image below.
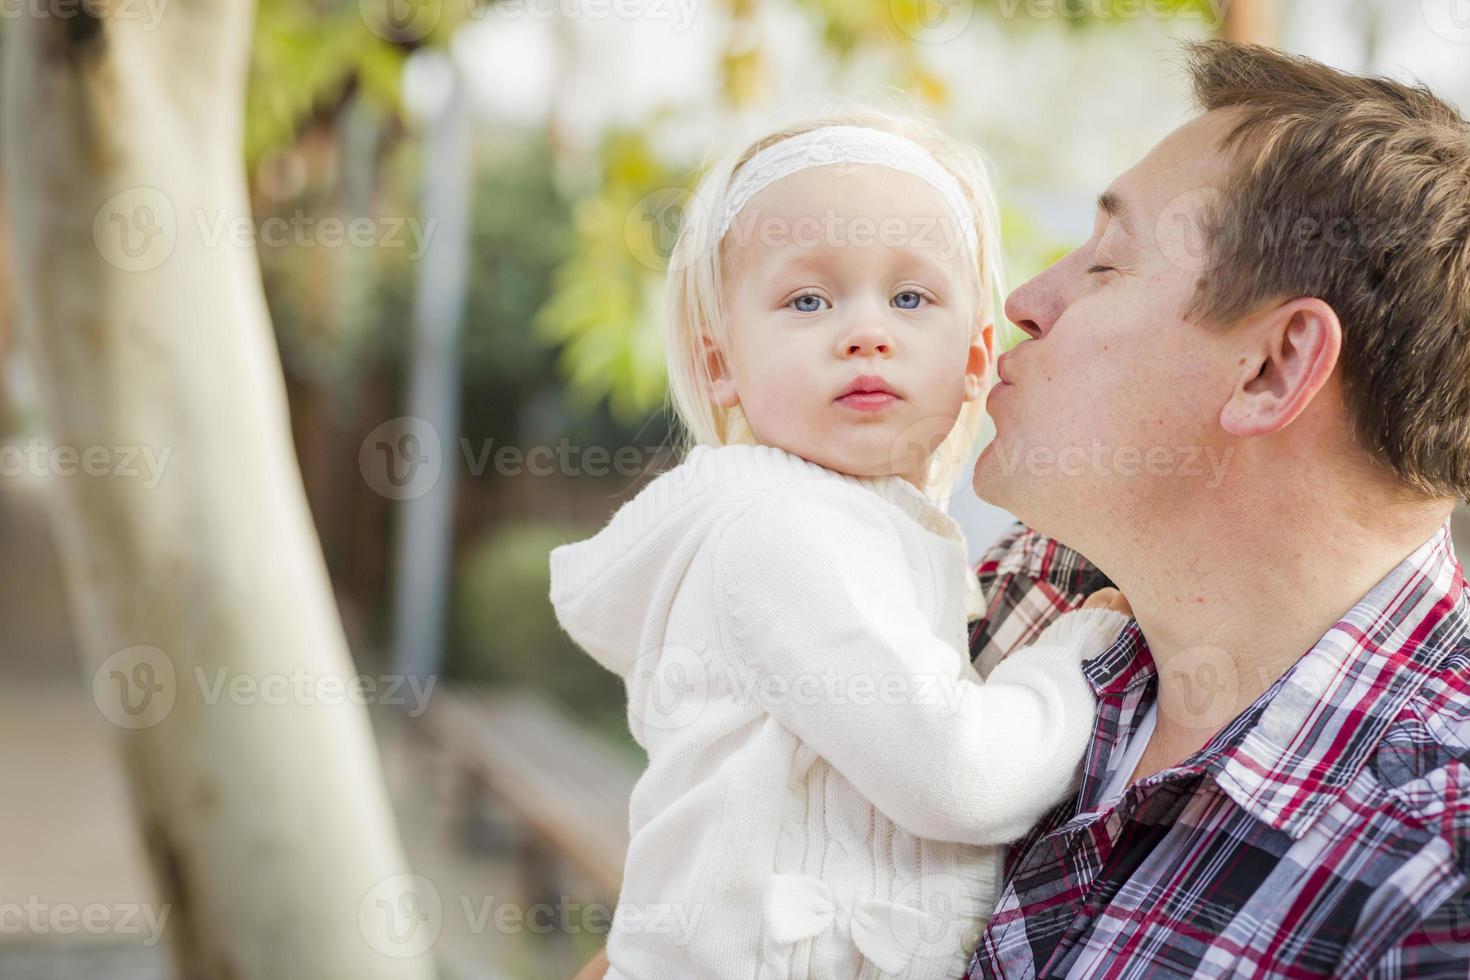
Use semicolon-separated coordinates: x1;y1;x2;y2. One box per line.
4;0;1470;977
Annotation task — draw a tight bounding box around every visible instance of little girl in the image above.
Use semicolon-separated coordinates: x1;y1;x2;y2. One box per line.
550;110;1128;980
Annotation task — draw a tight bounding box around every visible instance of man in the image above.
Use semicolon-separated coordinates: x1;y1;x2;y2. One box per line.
964;40;1470;978
576;40;1470;979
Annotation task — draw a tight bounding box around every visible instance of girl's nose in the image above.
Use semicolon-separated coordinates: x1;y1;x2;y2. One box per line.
846;336;890;355
839;314;894;357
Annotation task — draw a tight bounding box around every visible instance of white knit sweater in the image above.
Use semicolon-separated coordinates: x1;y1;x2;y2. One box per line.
550;444;1126;980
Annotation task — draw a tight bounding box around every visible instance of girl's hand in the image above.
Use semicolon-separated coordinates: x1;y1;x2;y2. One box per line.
572;948;609;980
1082;587;1133;617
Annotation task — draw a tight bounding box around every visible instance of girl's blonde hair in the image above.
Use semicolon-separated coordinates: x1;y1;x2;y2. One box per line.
663;106;1005;501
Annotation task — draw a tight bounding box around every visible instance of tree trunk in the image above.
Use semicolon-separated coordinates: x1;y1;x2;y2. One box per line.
0;4;437;979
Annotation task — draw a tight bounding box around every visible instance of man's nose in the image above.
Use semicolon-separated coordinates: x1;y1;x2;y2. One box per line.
1004;265;1067;340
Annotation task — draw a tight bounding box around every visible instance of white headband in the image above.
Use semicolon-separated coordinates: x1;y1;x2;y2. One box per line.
717;125;978;254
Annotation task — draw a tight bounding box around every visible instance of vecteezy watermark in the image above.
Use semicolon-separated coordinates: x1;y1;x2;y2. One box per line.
359;874;702;958
723;209;973;262
93;187;177;274
195;666;437;718
889;872;989;963
0;438;171;489
1427;885;1470;957
0;897;171;946
621;642;973;734
92;192;435;273
460;438;675;480
360;874;442;958
360;417;444;501
886;414;982;495
1154;635;1387;733
91;646;438;729
1155;186;1227;274
194;210;434;260
359;421;678;500
1422;0;1470;44
986;437;1234;488
1153;185;1460;275
460;894;699;944
888;0;975;45
0;0;168;29
93;646;177;730
624;189;977;274
358;0;699;43
1156;644;1240;731
625;187;698;274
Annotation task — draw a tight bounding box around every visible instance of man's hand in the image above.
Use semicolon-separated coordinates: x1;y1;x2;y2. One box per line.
1083;587;1133;617
572;947;609;980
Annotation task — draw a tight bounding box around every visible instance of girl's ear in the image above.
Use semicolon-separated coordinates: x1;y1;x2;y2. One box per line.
701;333;740;408
963;321;995;400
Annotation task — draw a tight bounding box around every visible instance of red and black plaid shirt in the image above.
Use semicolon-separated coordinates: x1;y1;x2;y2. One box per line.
963;522;1470;979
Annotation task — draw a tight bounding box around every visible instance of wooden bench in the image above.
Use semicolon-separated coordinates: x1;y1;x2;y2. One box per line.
418;686;640;902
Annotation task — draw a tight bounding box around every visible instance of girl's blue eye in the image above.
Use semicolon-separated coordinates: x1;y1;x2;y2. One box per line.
893;290;925;310
791;294;827;313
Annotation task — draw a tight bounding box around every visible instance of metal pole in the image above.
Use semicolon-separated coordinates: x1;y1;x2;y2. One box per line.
391;55;471;683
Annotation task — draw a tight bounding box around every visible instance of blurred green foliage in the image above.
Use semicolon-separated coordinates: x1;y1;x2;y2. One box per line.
237;0;1207;721
238;0;1217;428
449;522;634;746
536;130;680;425
247;0;406;171
263;126;583;441
244;0;1193;435
534;0;1206;421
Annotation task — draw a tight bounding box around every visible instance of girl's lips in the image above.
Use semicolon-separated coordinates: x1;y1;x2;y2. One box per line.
836;391;900;411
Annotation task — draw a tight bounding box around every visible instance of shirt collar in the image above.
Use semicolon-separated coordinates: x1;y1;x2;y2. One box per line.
1083;621;1155;700
1079;519;1469;839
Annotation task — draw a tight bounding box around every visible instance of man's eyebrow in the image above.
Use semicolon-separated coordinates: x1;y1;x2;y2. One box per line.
1097;191;1134;236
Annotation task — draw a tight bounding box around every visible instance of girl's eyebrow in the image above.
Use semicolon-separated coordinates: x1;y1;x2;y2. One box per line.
760;242;961;287
892;246;953;275
774;248;839;271
745;243;839;277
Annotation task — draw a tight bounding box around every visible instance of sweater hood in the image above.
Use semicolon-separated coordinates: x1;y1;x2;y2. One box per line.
548;444;981;677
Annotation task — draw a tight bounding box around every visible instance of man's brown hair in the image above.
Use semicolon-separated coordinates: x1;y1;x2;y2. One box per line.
1184;40;1470;499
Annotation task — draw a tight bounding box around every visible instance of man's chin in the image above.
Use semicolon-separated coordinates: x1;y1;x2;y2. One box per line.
973;445;1055;535
973;452;1094;556
971;442;1015;509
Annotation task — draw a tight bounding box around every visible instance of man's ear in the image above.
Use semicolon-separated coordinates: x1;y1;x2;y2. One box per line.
701;333;740;408
1219;298;1341;437
964;321;995;400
